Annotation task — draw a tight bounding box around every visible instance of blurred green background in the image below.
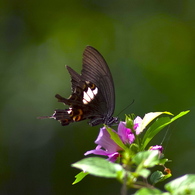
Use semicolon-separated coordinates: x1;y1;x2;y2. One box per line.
1;0;195;194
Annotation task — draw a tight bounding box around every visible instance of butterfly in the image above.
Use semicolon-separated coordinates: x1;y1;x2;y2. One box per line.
40;46;118;126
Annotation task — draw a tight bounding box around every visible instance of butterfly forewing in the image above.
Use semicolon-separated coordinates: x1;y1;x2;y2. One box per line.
81;46;115;118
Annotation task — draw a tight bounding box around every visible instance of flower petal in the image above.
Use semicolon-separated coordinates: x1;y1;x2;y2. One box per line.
149;145;163;153
133;116;143;135
84;148;113;156
95;127;121;152
118;121;135;144
108;152;120;162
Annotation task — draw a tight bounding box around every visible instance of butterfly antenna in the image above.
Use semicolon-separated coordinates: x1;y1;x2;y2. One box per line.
116;99;135;117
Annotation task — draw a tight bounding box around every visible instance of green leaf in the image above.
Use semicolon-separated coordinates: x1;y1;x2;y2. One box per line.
130;143;139;154
72;157;124;178
72;171;88;185
150;170;172;185
169;110;190;123
141;110;190;150
165;174;195;194
159;158;169;165
139;111;173;133
136;168;151;178
135;187;168;195
125;114;134;129
141;117;170;150
133;150;159;168
105;126;128;151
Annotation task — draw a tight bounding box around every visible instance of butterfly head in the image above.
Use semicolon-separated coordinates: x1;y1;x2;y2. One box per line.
104;116;119;126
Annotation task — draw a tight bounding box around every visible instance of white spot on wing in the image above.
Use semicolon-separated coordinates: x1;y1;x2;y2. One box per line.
83;99;88;104
67;108;72;114
82;87;99;104
87;87;94;99
83;91;91;102
93;87;98;95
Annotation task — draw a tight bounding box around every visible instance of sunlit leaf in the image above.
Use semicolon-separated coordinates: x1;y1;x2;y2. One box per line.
141;110;190;150
135;187;167;195
141;117;170;150
150;170;172;185
105;126;128;151
133;150;159;167
72;157;124;178
165;174;195;194
139;111;173;133
72;171;89;185
136;168;151;178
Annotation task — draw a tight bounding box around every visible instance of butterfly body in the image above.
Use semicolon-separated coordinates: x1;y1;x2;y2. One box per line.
43;46;118;126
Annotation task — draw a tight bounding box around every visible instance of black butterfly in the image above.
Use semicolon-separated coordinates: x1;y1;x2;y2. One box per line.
41;46;118;126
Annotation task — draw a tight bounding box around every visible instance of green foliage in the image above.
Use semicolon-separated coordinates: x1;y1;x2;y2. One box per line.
135;188;165;195
132;150;160;167
139;112;173;134
140;110;190;150
72;172;89;185
105;126;128;151
125;114;135;129
72;157;125;178
71;110;190;194
150;170;172;185
165;174;195;195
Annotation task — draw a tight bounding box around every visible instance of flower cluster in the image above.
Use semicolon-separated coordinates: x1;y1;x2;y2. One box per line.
85;116;164;162
85;116;153;162
73;111;189;190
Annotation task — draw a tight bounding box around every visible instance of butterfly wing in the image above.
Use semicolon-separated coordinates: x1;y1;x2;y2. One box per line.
40;46;117;126
66;65;82;92
81;46;115;118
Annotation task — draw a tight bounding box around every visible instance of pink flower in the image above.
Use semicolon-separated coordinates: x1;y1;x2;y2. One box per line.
85;117;143;162
118;121;135;144
133;116;143;135
149;145;163;153
84;127;121;162
118;116;143;144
